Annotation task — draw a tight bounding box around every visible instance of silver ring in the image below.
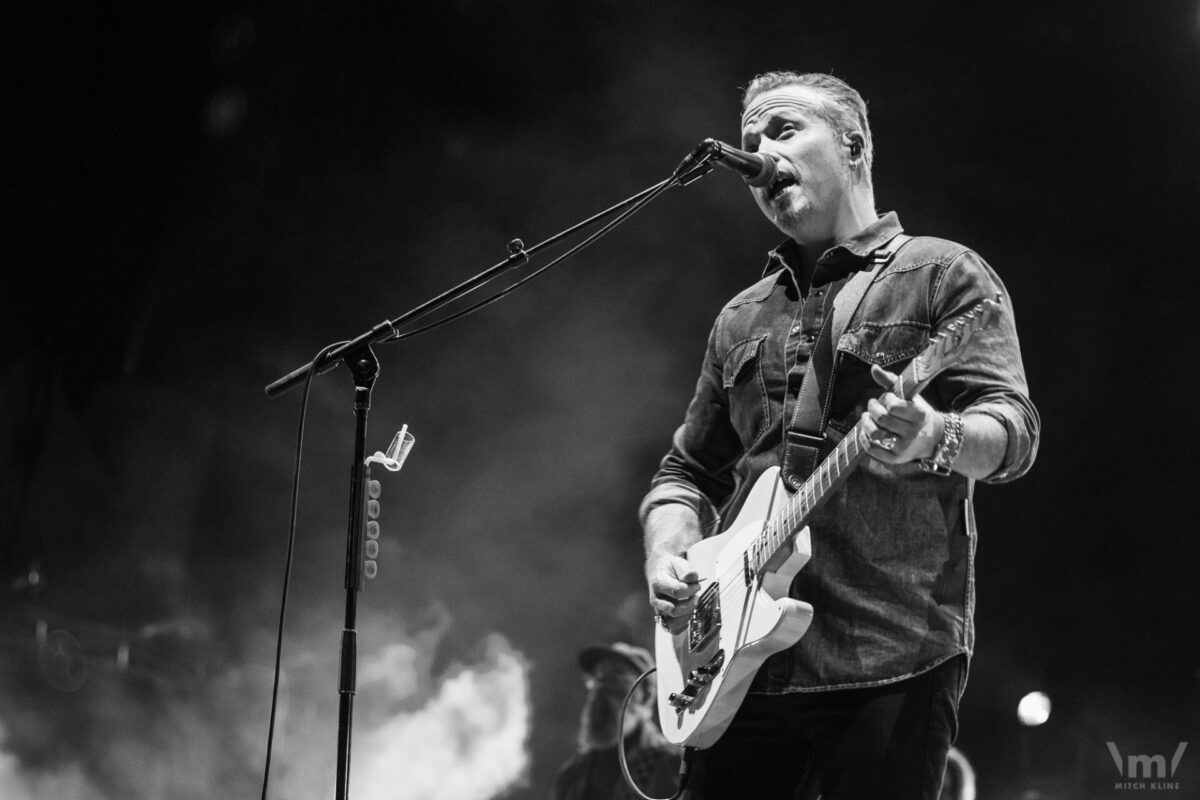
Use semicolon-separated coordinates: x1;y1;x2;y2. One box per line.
876;435;898;452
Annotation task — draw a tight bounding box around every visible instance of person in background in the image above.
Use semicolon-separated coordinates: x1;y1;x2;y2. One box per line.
551;642;681;800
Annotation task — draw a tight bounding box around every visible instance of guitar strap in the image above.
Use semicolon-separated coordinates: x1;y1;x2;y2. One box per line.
781;233;913;483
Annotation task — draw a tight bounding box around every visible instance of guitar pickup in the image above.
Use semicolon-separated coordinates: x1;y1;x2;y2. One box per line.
688;583;721;652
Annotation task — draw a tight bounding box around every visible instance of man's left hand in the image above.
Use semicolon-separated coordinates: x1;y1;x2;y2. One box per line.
860;364;943;464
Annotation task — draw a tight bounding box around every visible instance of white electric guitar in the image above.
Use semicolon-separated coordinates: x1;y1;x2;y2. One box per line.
654;297;1002;749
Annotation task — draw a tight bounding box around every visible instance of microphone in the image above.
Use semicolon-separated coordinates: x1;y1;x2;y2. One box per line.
700;138;778;188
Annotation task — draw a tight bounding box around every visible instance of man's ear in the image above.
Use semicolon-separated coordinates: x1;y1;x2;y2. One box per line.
843;132;864;159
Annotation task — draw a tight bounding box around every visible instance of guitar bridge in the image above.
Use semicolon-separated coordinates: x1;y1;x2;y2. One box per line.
667;649;725;710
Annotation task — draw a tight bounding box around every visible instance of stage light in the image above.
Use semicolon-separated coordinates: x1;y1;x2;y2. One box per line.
1017;691;1051;726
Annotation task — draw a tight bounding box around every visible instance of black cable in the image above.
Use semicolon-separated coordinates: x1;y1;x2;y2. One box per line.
618;666;698;800
258;340;346;800
388;175;677;343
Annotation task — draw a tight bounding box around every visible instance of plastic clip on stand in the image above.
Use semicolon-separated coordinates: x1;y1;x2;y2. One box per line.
362;426;416;580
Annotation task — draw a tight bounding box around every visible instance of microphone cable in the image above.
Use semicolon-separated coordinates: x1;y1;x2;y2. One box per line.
258;339;346;800
389;173;679;343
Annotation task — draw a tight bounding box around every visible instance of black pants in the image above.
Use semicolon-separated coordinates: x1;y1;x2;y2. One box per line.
683;656;965;800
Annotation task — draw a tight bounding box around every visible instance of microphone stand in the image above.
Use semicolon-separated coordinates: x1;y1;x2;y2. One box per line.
263;155;714;800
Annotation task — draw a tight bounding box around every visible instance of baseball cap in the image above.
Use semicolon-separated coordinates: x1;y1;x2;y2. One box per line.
577;642;654;676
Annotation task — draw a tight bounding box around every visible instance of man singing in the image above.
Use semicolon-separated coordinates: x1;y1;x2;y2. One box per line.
641;72;1039;799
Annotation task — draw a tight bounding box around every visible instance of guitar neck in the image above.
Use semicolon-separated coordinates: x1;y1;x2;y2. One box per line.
750;421;870;576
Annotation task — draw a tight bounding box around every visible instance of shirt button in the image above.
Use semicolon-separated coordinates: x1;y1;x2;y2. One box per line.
791;325;801;334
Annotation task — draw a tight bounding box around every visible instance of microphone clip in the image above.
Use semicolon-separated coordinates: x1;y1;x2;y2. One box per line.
671;139;720;185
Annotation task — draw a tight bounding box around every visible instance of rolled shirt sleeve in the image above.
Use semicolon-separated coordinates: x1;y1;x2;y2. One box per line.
929;249;1040;484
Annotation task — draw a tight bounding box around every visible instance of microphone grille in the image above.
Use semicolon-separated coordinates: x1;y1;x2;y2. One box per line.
745;153;779;189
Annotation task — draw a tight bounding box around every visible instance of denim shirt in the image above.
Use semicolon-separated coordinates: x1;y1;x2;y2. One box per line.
640;213;1039;692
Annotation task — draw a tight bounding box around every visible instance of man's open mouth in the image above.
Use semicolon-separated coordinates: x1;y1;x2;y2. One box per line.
766;174;797;200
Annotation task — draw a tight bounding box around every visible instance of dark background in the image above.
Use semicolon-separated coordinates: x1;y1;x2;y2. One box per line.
3;2;1198;798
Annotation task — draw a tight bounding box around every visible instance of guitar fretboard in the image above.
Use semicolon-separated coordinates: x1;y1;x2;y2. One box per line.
748;420;869;576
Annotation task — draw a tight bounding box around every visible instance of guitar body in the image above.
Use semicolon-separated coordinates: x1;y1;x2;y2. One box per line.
654;467;814;748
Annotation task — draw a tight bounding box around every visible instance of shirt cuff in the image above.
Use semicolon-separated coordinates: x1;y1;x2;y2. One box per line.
966;401;1036;483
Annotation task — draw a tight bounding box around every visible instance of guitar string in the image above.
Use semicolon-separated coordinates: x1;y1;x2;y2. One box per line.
704;304;985;636
680;308;982;715
708;322;962;600
710;410;865;598
706;302;986;596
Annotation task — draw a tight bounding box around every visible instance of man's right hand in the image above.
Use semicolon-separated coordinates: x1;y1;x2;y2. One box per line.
646;554;701;634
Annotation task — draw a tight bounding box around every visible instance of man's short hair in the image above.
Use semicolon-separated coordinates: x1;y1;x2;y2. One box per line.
742;71;875;171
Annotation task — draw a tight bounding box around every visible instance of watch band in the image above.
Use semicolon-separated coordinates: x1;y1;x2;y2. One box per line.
919;411;964;476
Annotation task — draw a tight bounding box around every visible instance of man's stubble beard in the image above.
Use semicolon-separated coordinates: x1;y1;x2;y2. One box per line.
764;190;811;239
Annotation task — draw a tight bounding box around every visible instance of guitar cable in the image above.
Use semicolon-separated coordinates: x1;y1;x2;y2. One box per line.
618;666;698;800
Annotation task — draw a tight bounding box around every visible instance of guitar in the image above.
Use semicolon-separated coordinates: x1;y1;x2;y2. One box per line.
654;297;1003;748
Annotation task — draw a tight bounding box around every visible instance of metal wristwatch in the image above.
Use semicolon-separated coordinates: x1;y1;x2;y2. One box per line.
919;411;964;476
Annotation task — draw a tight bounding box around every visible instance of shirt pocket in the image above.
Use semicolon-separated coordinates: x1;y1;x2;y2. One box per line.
721;334;770;448
827;322;931;431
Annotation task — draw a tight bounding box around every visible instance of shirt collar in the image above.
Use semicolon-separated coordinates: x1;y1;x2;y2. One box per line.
762;211;904;286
